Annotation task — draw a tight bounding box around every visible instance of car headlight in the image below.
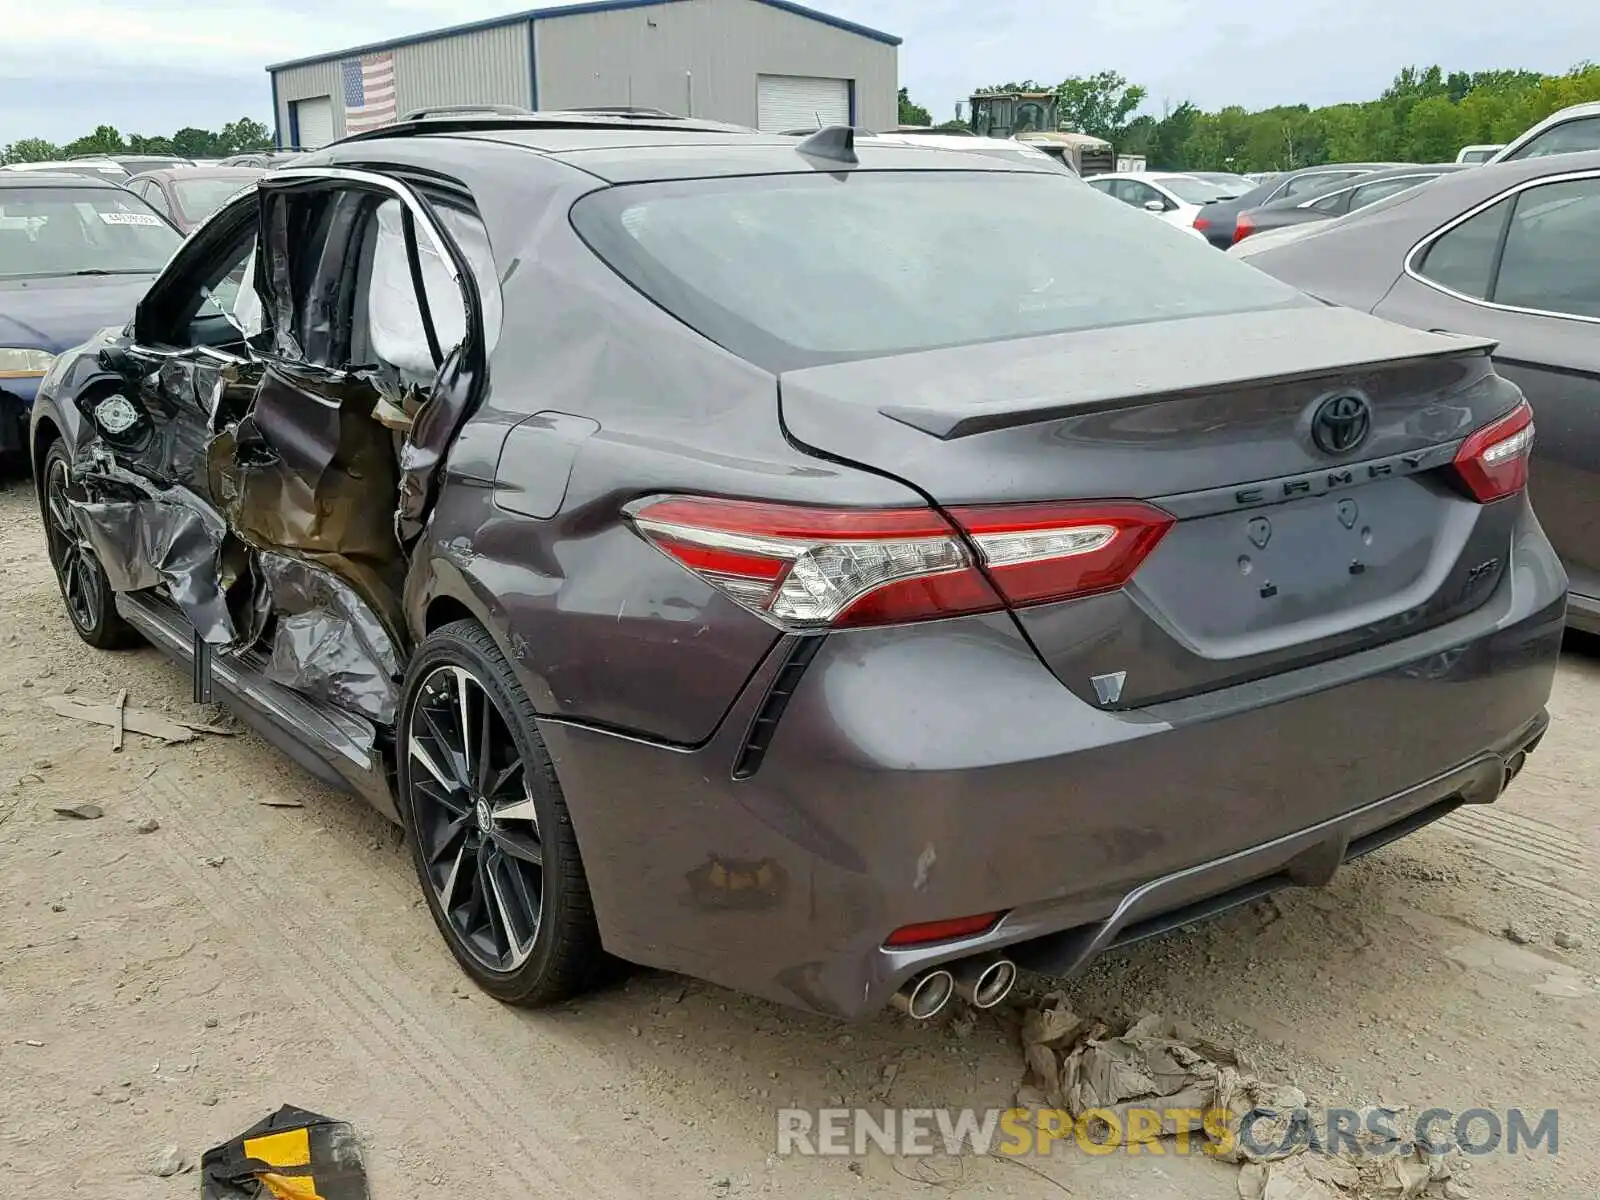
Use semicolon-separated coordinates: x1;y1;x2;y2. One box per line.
0;347;57;378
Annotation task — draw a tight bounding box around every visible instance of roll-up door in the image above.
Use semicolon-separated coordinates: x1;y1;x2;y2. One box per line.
757;75;850;133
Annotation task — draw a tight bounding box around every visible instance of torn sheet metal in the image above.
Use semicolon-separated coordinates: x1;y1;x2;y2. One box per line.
201;1105;369;1200
68;449;253;645
395;347;474;546
208;364;409;643
258;552;403;724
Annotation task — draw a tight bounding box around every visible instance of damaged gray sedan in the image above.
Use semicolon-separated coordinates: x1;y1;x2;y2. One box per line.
29;113;1566;1020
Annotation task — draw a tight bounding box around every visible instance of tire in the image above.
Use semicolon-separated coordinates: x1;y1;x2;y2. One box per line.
398;618;604;1006
39;439;139;650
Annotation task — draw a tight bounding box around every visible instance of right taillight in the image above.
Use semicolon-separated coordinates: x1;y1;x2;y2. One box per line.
1231;214;1254;244
626;495;1174;631
1453;400;1534;502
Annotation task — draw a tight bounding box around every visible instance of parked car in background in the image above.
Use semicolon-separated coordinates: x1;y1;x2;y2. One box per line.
219;150;308;169
1192;163;1408;248
125;166;267;233
1185;171;1259;194
1232;164;1466;245
29;113;1562;1022
1234;148;1600;632
1086;171;1246;233
1456;144;1504;164
0;158;130;182
1491;102;1600;163
76;153;195;175
873;130;1078;173
0;172;179;463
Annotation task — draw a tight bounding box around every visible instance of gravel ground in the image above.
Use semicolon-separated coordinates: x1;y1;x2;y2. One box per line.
1;477;1595;1198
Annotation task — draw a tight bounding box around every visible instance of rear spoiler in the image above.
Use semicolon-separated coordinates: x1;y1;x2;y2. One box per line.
872;308;1497;439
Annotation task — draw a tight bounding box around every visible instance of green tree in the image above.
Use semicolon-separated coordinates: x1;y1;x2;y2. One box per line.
62;124;126;157
1;138;61;164
219;117;273;154
896;88;932;127
170;127;220;158
1403;94;1467;161
1152;101;1199;169
127;134;176;155
1055;71;1147;140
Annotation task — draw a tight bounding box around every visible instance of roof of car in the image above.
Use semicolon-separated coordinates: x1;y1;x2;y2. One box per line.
1492;100;1600;161
1240;147;1600;264
1086;171;1200;183
314;120;1067;184
0;170;123;189
127;166;267;185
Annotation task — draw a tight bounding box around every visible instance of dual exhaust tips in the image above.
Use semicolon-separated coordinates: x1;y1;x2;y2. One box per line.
891;956;1018;1020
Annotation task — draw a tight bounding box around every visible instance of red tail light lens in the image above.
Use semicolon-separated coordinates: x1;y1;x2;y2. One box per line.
1193;213;1210;231
1453;400;1534;502
628;496;1175;630
886;912;1002;947
1232;214;1254;244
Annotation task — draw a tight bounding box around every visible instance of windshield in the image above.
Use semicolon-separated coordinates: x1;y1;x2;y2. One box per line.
173;177;256;226
572;170;1307;371
0;187;180;278
1154;175;1242;203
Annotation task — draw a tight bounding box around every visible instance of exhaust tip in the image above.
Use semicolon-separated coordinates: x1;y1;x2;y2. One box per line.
892;968;955;1020
1506;750;1526;783
949;957;1019;1010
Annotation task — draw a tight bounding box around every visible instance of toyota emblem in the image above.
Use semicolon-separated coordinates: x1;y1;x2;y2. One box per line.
1311;393;1372;456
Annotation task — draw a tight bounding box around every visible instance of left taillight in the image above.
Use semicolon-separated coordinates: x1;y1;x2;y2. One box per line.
627;495;1174;631
1453;400;1534;503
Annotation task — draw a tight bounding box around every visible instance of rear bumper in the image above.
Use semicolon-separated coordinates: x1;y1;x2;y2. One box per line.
540;503;1567;1018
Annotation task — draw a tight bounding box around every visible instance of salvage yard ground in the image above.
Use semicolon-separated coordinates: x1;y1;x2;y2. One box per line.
1;479;1596;1199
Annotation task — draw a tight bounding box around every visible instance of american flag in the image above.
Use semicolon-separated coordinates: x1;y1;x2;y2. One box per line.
341;53;397;134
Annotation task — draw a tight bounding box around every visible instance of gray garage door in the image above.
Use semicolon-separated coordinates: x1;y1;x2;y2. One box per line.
757;75;850;133
292;96;336;149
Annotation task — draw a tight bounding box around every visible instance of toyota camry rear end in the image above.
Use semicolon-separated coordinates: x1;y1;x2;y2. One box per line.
455;140;1565;1019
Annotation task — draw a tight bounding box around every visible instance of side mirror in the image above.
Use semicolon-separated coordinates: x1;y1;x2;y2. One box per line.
1143;199;1167;213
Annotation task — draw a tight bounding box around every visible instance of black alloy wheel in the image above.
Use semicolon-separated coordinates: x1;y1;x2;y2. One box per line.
40;440;135;649
400;620;602;1004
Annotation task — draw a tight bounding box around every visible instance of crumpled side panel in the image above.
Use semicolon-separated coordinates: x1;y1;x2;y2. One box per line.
207;364;410;655
396;347;475;547
67;451;249;645
119;356;260;493
258;552;403;724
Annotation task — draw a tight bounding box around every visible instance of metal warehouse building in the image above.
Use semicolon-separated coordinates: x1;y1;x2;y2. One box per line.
266;0;900;148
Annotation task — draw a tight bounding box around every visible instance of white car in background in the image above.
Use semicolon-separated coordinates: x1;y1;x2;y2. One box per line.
1085;171;1251;235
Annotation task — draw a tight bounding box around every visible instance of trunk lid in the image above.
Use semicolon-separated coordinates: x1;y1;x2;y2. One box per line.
778;306;1521;708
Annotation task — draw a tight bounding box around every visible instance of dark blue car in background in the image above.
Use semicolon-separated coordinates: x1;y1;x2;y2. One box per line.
0;172;180;464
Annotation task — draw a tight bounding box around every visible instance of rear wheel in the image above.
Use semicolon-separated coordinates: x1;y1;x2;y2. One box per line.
40;440;137;649
398;619;604;1006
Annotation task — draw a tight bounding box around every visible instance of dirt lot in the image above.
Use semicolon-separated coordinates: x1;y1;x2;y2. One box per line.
1;477;1596;1199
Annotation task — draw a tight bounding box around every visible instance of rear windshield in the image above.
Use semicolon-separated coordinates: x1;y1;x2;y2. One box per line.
571;170;1308;371
1156;175;1242;203
173;176;256;226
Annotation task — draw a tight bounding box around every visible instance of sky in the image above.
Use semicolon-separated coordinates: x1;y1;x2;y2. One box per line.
1;0;1596;145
